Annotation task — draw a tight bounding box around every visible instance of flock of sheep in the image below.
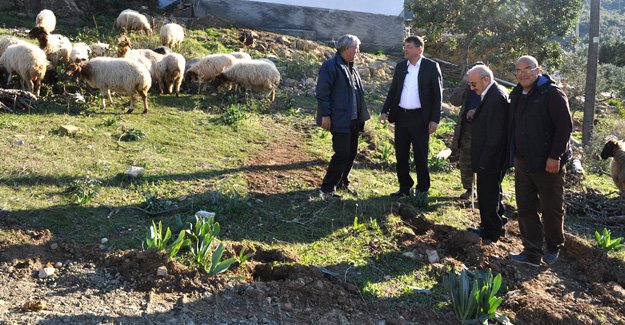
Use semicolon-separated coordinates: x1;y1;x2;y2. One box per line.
0;9;282;113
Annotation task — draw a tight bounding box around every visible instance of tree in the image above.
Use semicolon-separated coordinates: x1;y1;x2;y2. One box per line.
410;0;583;76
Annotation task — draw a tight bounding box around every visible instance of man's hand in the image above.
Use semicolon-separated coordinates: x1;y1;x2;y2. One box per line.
428;121;438;134
321;116;331;131
545;158;560;174
380;113;388;124
466;109;476;121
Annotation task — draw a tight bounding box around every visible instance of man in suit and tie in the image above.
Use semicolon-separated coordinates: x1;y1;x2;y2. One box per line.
466;64;509;242
380;36;443;197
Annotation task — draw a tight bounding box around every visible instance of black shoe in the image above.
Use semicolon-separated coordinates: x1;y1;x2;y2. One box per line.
319;190;341;200
390;190;410;198
459;189;476;200
543;249;560;265
510;253;541;268
468;227;504;242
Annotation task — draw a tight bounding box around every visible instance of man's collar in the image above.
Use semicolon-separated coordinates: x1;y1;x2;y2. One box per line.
407;56;423;67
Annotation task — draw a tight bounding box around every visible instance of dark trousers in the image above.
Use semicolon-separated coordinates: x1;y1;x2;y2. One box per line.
395;110;430;192
514;158;565;259
459;123;474;191
321;123;359;192
476;169;506;237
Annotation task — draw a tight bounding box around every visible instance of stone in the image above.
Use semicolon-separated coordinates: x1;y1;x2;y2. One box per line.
39;267;55;278
357;67;371;80
426;249;440;264
196;210;215;218
125;166;145;178
50;243;59;250
54;262;63;268
59;125;80;136
282;302;293;311
157;266;168;277
100;238;109;244
402;251;416;259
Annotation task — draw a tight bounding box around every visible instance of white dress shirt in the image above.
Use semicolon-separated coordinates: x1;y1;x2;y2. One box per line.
399;57;422;109
481;80;495;101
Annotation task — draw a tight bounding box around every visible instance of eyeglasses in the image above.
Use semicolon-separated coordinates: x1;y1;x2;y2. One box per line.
514;67;538;76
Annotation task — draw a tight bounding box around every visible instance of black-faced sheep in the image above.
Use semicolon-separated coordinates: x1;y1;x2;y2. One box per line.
35;9;56;33
0;43;48;96
115;9;152;34
67;57;152;114
155;53;185;96
28;27;71;68
159;23;184;49
214;59;281;101
600;138;625;195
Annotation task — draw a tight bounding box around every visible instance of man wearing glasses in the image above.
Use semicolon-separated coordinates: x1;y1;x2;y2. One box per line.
465;64;509;243
508;55;573;267
380;36;443;197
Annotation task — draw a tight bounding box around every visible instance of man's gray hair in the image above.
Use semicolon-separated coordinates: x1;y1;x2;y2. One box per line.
516;55;539;68
336;34;361;53
466;64;494;81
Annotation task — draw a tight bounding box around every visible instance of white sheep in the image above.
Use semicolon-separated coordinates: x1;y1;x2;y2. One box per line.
154;53;185;96
600;138;625;197
215;59;281;101
117;36;162;77
115;9;152;34
28;27;71;68
0;43;48;96
70;42;90;63
89;42;110;57
185;53;237;83
230;51;251;60
35;9;56;33
67;57;152;114
0;36;27;57
159;23;184;49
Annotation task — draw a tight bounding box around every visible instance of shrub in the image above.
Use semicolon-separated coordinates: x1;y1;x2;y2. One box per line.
119;128;145;142
443;267;505;324
220;103;247;125
284;52;320;80
67;177;101;205
595;228;624;251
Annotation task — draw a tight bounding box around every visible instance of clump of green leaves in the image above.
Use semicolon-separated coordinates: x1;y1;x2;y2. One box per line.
443;267;505;324
410;190;429;208
429;157;453;172
119;128;145;141
186;212;239;275
380;144;393;162
595;228;624;251
220;103;247;125
145;220;187;258
317;129;329;139
67;177;101;205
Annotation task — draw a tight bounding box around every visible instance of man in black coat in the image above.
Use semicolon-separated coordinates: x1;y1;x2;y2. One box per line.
465;64;509;242
380;36;443;197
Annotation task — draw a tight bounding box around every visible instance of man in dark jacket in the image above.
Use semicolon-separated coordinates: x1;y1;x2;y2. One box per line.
509;55;573;267
316;34;371;200
380;36;443;197
465;64;509;242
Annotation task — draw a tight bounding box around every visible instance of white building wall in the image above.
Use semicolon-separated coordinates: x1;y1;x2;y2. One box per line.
244;0;404;16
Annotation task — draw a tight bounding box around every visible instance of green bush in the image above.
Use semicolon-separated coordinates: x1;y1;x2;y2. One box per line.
595;228;624;251
443;267;505;324
285;52;321;80
67;177;101;205
220;103;247;125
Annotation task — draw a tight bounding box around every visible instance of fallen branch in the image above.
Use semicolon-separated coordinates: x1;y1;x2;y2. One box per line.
0;89;38;112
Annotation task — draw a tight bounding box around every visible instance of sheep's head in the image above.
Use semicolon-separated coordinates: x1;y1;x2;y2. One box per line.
151;46;171;55
28;27;48;41
185;70;199;82
65;63;82;78
600;139;622;160
212;73;228;88
117;44;130;57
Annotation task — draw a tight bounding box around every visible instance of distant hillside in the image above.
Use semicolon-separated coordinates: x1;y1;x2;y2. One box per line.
578;0;625;42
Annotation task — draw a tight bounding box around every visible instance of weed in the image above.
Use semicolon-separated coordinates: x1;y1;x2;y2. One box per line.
442;267;505;324
608;98;623;110
102;118;118;127
380;144;393;162
410;190;429;208
429;157;453;172
317;129;330;139
119;128;146;142
220;103;247;125
352;216;367;234
595;228;624;251
145;220;187;258
186;212;239;275
66;177;101;205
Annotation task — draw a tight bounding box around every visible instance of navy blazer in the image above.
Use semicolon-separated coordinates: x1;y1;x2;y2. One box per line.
470;82;510;172
381;57;443;124
315;53;370;134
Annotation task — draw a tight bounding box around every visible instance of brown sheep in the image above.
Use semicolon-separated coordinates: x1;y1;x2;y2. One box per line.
600;138;625;196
